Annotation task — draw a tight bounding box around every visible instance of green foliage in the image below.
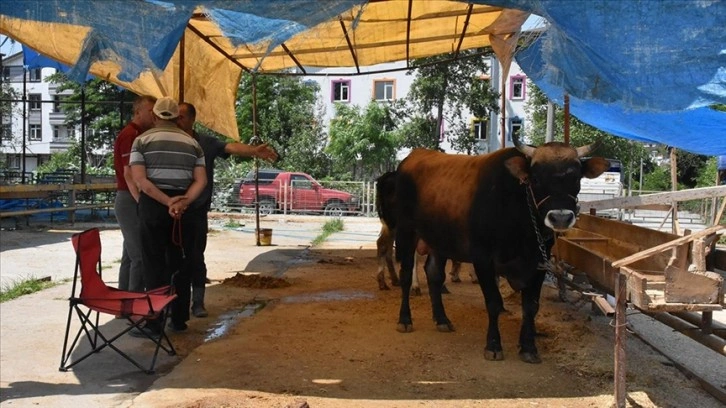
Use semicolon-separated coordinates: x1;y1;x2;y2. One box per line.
404;50;499;153
327;102;401;180
311;218;345;246
525;84;651;188
236;74;329;177
1;277;61;303
695;157;718;187
641;165;672;191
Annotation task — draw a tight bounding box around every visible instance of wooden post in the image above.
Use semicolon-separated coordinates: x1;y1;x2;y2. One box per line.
670;148;680;234
613;265;627;408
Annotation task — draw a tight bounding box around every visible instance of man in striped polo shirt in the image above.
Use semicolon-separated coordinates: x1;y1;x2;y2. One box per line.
130;96;207;334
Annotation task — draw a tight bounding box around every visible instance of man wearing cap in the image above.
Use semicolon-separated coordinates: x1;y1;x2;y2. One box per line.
176;102;278;318
130;96;207;334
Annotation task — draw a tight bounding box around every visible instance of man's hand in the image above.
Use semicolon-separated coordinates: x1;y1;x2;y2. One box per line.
168;196;188;219
254;143;279;162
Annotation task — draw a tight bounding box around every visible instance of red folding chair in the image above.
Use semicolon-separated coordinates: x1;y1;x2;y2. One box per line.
59;228;177;374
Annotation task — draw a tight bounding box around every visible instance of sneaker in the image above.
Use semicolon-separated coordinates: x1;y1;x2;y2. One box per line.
168;320;188;332
191;302;208;318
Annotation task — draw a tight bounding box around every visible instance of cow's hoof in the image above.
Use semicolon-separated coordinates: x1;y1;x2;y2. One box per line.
519;351;542;364
484;349;504;361
379;284;390;291
436;322;455;332
450;276;462;283
412;287;422;296
441;284;451;294
391;281;400;287
397;323;414;333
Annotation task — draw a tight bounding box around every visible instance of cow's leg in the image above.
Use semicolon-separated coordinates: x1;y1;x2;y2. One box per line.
411;253;424;296
449;260;462;283
396;228;416;333
376;229;391;290
519;270;546;364
425;253;454;332
386;245;399;287
473;262;504;361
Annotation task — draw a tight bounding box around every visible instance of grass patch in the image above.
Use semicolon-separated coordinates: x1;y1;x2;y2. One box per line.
0;277;62;303
224;218;244;228
311;218;345;246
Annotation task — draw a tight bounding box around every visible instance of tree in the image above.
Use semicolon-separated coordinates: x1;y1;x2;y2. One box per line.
236;74;329;178
327;102;401;180
524;84;651;189
47;73;135;152
404;50;500;153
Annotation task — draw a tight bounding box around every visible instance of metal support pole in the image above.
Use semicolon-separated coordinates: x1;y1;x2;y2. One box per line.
545;101;554;143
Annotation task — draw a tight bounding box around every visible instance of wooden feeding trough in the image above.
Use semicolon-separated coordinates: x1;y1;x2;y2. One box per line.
554;213;726;407
554;214;725;312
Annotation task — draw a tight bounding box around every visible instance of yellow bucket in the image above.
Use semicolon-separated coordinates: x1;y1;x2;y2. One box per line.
256;228;273;246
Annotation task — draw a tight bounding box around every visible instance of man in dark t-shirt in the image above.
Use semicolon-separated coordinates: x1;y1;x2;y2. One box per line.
177;102;278;317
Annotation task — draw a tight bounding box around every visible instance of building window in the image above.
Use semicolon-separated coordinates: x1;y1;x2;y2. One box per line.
374;79;395;101
29;124;42;141
8;155;21;169
29;94;42;110
1;123;11;143
510;117;523;142
510;75;526;100
28;68;42;82
53;126;61;141
53;95;64;112
1;67;10;82
472;118;488;140
331;80;351;102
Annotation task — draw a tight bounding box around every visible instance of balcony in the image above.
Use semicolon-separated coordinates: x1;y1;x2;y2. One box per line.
50;138;73;152
49;111;67;125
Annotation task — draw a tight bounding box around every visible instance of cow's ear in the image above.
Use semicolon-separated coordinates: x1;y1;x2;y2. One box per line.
505;156;529;184
581;157;610;179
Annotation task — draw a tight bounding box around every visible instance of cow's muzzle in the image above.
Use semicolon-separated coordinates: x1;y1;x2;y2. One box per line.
544;210;576;231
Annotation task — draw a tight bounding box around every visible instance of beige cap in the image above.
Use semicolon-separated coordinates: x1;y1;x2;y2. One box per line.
153;96;179;120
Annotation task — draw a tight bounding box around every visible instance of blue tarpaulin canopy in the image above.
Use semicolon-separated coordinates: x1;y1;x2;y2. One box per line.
1;0;724;154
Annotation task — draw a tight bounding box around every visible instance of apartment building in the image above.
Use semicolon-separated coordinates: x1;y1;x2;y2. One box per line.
1;50;74;177
303;56;529;156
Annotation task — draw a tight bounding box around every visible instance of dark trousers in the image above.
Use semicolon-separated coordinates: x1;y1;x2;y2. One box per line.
190;210;208;288
138;191;204;325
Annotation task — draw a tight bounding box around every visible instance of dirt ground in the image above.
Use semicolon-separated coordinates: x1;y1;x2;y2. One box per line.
134;243;722;408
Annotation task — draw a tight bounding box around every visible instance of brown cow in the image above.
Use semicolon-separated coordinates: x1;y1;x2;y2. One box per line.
394;137;609;364
375;171;470;294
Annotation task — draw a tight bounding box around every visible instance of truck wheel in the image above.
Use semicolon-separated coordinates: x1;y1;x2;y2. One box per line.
324;202;346;217
258;199;276;215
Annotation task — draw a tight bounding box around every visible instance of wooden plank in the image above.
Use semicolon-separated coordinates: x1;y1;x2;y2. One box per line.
581;185;726;211
664;265;723;304
621;266;651;309
612;225;725;268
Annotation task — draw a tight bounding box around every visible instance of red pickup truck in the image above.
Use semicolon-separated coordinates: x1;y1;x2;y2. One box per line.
238;170;360;216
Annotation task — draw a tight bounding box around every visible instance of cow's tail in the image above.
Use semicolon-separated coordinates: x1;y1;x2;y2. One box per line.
375;171;398;230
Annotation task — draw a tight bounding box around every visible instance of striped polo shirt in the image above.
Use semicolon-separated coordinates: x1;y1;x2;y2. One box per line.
129;122;205;191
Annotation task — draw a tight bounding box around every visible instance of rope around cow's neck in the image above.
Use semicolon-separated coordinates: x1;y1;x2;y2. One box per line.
524;181;555;274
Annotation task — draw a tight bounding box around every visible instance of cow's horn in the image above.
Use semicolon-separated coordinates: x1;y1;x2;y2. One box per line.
575;140;601;158
512;131;536;157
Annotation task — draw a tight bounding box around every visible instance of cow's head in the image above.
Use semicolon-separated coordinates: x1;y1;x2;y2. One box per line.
506;135;610;232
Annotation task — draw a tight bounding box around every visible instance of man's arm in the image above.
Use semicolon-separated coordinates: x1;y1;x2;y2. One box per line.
130;164;176;207
168;166;207;217
224;142;278;162
123;165;141;201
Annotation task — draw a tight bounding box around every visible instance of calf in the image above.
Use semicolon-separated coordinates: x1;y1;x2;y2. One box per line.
394;137;609;363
